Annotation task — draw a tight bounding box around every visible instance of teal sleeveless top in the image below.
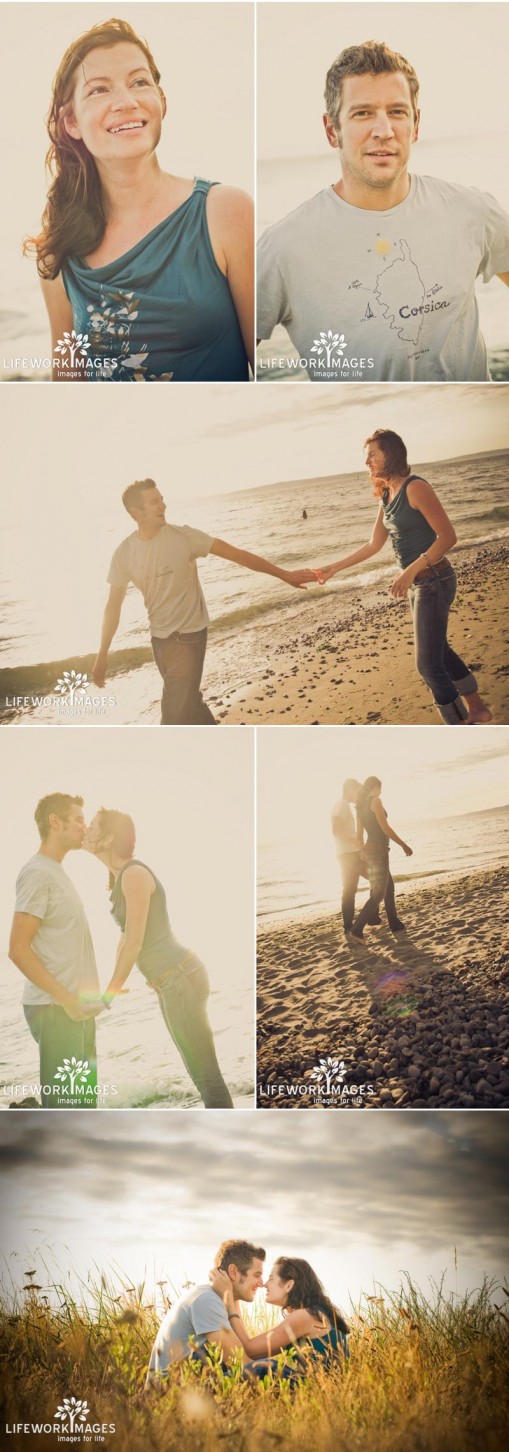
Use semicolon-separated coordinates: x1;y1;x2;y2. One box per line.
109;859;187;983
296;1325;349;1364
62;180;249;382
382;475;437;569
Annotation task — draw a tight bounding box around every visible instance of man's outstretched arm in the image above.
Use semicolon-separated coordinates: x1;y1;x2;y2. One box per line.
210;537;319;590
92;585;127;687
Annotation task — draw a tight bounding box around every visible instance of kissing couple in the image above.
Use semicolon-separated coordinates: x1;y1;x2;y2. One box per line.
9;793;233;1109
147;1239;349;1386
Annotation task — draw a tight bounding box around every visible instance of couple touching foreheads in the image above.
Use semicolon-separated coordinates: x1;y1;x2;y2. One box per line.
8;793;233;1109
146;1239;349;1387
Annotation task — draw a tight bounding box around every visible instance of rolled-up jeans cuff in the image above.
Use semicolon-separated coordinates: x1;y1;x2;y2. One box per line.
453;671;478;697
436;696;468;724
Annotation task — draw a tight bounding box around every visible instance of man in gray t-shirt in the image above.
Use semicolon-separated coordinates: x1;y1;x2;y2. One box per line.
9;793;103;1109
146;1239;265;1381
92;478;316;725
257;40;509;382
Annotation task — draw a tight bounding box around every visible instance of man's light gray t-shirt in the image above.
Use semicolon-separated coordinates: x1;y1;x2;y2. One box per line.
15;855;99;1007
107;523;214;638
331;799;360;858
147;1286;230;1376
257;175;509;381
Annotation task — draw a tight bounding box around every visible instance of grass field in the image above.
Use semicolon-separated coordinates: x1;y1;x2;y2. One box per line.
1;1267;508;1451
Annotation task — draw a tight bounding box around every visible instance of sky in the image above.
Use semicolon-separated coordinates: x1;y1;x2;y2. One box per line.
1;384;507;519
258;2;509;159
258;727;509;844
0;726;254;994
0;1110;507;1309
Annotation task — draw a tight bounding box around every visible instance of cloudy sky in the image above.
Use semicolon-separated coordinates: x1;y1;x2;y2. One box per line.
0;1111;507;1311
1;384;508;516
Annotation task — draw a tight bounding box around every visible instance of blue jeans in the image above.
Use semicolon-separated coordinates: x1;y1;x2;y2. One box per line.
151;627;216;725
409;561;477;717
23;1005;97;1108
153;955;233;1108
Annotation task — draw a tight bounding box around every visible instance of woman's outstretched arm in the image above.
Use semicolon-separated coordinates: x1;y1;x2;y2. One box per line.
103;865;155;1002
317;506;389;582
209;1270;312;1358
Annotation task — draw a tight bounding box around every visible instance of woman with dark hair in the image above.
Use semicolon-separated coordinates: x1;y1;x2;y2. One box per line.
210;1255;349;1374
25;18;253;382
351;777;412;942
83;809;233;1107
318;429;492;724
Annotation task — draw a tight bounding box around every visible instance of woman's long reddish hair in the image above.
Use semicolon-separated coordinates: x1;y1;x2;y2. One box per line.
364;429;411;498
275;1257;349;1335
24;18;163;279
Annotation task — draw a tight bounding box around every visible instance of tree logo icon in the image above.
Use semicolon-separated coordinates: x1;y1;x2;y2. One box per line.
54;1058;92;1097
54;330;91;368
54;1397;90;1433
54;669;89;705
310;1055;347;1095
309;330;346;369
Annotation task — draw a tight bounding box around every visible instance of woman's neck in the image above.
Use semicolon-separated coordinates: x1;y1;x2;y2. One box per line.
94;849;131;879
385;471;410;499
95;153;166;223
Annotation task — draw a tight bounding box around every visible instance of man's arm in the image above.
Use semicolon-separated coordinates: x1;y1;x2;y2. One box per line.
210;537;318;590
9;914;100;1020
497;272;509;286
204;1326;245;1361
92;584;127;687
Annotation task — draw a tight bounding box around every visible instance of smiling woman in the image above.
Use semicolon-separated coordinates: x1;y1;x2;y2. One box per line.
24;16;254;382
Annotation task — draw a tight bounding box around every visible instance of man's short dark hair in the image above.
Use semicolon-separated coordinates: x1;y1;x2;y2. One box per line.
325;40;420;126
34;793;84;841
122;479;158;518
214;1240;266;1275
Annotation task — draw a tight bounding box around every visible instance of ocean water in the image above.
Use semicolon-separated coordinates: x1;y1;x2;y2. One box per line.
257;135;509;380
257;804;509;925
0;960;254;1110
0;447;508;724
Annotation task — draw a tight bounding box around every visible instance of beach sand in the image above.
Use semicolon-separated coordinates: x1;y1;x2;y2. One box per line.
257;865;509;1109
223;542;509;725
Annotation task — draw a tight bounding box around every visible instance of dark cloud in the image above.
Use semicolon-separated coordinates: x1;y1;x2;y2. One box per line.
1;1113;508;1263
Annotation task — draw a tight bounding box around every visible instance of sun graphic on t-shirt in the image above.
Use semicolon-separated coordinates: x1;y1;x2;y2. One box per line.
374;238;393;256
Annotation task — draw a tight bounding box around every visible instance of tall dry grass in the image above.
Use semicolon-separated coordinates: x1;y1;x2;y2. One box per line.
1;1265;508;1451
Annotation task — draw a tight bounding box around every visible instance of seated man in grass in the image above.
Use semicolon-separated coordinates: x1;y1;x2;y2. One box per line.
145;1240;265;1382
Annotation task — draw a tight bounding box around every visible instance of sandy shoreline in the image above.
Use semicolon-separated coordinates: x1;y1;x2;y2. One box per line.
257;865;509;1109
2;540;507;728
223;541;509;725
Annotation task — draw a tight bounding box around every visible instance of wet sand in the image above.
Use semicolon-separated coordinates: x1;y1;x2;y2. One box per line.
257;865;509;1109
223;542;509;725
